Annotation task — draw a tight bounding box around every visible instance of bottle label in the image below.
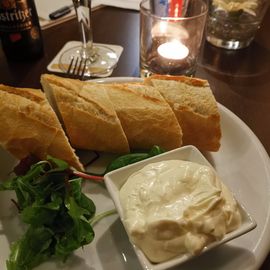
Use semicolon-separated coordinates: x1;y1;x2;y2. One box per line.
9;32;22;42
0;0;34;32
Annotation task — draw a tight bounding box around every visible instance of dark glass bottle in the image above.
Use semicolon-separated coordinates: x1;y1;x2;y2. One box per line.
0;0;44;61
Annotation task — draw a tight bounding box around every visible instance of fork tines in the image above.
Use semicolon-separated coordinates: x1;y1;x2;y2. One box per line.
67;57;87;80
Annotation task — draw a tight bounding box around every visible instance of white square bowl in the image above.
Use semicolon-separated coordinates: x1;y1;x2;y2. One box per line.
104;145;257;270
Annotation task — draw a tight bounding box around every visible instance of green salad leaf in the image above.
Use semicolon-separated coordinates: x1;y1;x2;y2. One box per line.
7;227;53;270
105;145;165;173
1;156;96;270
0;146;166;269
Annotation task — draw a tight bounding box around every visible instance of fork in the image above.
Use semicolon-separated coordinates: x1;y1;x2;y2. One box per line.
66;57;87;80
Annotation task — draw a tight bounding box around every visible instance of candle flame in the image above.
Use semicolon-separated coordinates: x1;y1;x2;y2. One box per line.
157;40;189;60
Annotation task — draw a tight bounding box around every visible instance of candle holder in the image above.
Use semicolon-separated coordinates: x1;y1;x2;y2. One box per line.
140;0;208;77
206;0;270;50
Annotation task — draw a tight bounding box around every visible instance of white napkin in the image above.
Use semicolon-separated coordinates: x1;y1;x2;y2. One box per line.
36;0;140;19
36;0;73;20
36;0;141;29
36;0;100;29
96;0;141;10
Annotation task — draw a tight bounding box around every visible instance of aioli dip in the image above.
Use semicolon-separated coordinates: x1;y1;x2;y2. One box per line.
119;160;241;263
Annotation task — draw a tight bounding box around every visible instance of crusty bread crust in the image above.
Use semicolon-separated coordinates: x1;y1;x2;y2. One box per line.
145;74;208;87
0;84;84;171
144;75;221;151
0;73;221;164
103;83;182;151
41;74;130;154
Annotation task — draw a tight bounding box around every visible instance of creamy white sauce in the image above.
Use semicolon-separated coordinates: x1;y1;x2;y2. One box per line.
119;160;241;263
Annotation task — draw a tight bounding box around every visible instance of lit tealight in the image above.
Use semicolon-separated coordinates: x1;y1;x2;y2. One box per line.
157;40;189;60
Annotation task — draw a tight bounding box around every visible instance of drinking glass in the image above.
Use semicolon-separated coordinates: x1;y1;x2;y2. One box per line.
206;0;270;50
59;0;118;77
140;0;208;78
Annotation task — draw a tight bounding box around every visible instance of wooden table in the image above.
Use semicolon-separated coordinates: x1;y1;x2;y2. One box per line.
0;6;270;270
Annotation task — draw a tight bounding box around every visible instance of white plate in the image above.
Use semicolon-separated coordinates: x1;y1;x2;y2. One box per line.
104;145;257;270
0;77;270;270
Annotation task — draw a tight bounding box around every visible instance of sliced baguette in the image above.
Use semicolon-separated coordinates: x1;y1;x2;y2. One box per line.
0;84;84;171
103;83;183;151
41;74;130;154
144;75;221;151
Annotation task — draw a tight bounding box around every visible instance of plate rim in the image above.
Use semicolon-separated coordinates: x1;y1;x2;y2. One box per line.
1;76;270;270
92;76;270;270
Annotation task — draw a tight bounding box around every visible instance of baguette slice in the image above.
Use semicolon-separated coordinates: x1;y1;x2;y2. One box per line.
144;75;221;151
0;84;84;171
41;74;130;154
103;83;183;151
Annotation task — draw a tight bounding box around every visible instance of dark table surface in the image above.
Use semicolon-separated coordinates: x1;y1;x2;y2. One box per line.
0;5;270;270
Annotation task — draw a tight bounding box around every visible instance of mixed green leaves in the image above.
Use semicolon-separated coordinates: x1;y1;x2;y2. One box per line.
0;156;96;270
0;146;165;269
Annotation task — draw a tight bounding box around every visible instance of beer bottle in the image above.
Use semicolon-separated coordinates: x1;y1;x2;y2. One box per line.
0;0;44;61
